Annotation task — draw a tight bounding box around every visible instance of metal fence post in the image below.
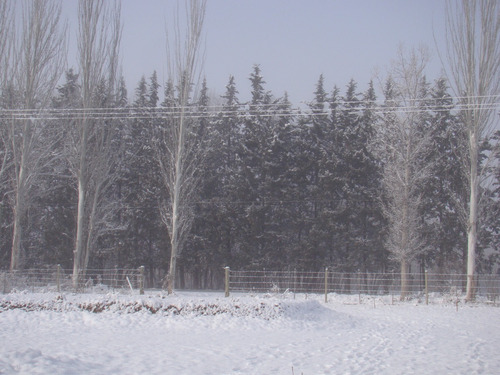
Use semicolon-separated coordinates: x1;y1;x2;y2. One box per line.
139;266;145;295
224;267;230;297
324;267;329;303
57;264;61;293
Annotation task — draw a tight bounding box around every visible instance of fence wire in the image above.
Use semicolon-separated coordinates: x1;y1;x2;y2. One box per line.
1;267;144;294
228;270;500;299
3;267;500;302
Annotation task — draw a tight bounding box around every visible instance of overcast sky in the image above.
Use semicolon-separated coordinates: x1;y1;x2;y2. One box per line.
62;0;448;105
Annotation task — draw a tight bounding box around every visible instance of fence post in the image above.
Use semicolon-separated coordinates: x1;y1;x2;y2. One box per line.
2;272;6;294
425;270;428;305
324;267;328;303
139;266;145;295
224;267;230;297
114;265;118;289
56;264;61;293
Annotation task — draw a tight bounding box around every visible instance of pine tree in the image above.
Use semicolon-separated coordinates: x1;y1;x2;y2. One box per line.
182;77;216;286
235;65;271;268
134;76;148;108
263;92;301;268
421;77;467;272
357;80;387;271
117;75;167;284
116;76;128;108
303;75;335;270
213;75;244;270
148;71;160;108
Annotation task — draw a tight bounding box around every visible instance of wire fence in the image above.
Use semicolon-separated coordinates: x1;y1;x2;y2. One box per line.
2;266;500;303
226;269;500;301
0;266;145;294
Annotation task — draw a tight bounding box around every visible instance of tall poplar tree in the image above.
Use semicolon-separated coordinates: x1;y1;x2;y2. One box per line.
156;0;206;293
72;0;122;287
443;0;500;300
10;0;66;269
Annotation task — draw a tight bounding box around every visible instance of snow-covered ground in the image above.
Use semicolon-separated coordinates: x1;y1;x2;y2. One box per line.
0;291;499;375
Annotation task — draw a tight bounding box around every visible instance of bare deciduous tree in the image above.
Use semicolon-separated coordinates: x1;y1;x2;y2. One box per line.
72;0;122;287
0;0;15;88
156;0;206;293
377;47;433;299
9;0;66;269
443;0;500;300
0;0;15;194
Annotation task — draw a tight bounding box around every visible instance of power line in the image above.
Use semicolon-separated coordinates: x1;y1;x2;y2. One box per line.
0;95;498;121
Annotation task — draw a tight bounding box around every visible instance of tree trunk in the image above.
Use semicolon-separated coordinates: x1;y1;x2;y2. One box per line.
400;258;408;300
466;137;478;301
10;201;22;270
10;119;29;271
10;162;25;270
167;147;183;294
73;175;86;288
167;255;177;294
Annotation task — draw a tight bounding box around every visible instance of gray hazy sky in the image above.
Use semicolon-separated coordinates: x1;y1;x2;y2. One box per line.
63;0;448;104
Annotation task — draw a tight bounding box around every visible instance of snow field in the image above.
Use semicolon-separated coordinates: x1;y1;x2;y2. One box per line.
0;291;499;374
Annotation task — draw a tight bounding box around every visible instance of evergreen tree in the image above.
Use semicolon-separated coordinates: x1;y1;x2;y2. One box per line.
213;75;244;269
181;77;229;287
148;71;160;108
117;75;168;284
303;75;335;270
421;77;467;272
52;69;81;109
488;131;500;272
134;76;148;108
236;65;275;268
263;92;302;268
116;76;128;108
357;81;387;271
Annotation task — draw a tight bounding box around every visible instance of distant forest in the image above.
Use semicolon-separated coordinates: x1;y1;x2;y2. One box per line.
1;1;499;289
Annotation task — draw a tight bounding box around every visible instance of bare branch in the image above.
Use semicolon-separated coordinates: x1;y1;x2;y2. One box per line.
443;0;500;300
158;0;207;293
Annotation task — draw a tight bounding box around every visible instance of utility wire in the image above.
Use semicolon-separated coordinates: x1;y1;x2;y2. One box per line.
0;101;498;121
0;94;498;120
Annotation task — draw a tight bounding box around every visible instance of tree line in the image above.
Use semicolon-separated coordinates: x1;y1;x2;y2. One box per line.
0;0;499;296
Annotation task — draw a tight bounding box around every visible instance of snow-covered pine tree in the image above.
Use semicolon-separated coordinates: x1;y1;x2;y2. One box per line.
263;92;301;268
182;77;223;287
421;77;467;273
236;64;275;269
116;74;166;283
148;71;160;108
210;75;244;270
302;75;334;270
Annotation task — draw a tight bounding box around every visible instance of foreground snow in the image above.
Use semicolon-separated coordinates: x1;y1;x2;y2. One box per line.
0;291;499;374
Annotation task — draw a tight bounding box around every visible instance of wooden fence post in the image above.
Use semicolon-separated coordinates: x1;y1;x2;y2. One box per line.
425;270;428;305
114;265;118;289
324;267;328;303
224;267;230;297
57;264;61;293
2;272;6;294
139;266;145;295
